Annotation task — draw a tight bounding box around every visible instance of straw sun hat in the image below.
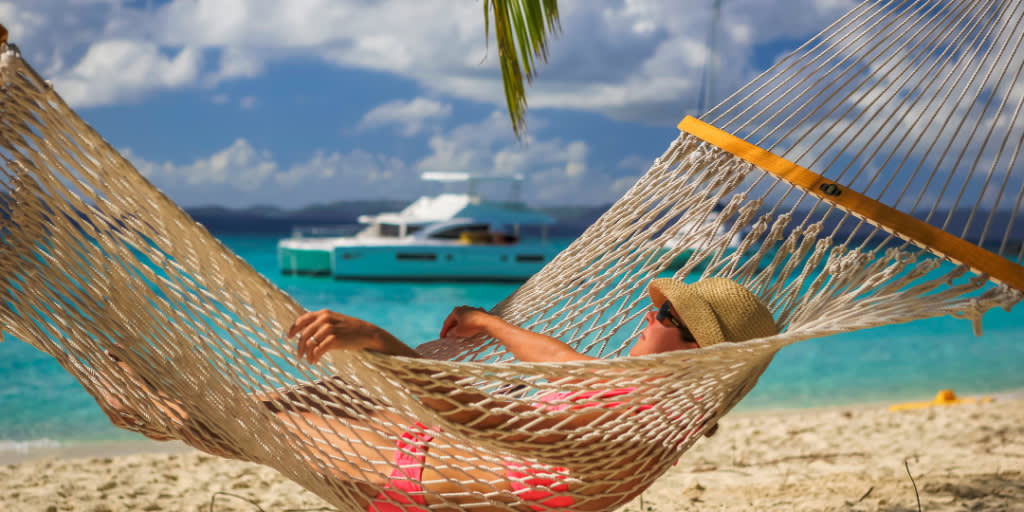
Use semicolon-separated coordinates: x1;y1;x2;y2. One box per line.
647;277;779;348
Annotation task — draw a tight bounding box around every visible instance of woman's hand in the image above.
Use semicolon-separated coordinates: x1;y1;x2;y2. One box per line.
288;309;419;364
439;306;499;338
442;307;595;363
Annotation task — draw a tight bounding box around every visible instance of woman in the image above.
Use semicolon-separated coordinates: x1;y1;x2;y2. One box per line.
291;277;776;363
103;277;778;511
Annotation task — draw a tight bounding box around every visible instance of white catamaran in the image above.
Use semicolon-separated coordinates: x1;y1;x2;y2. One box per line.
277;172;559;281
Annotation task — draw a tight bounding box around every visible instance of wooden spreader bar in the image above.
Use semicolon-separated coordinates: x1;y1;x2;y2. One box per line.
677;116;1024;292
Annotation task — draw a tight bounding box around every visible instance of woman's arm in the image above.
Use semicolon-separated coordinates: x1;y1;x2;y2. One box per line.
440;306;596;363
287;308;602;428
287;309;648;450
288;309;421;363
288;306;592;364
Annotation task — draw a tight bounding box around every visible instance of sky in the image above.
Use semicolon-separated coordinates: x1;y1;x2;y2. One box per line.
0;0;860;208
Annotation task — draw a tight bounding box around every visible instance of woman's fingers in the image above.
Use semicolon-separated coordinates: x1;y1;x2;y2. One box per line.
299;325;325;359
440;311;458;338
440;306;490;338
295;316;324;359
305;323;336;363
291;311;322;360
291;308;417;363
295;325;309;359
308;334;338;364
313;322;334;344
293;310;334;358
294;311;370;362
287;310;317;338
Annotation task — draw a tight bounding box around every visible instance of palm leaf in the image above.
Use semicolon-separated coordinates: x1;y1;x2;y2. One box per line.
484;0;561;138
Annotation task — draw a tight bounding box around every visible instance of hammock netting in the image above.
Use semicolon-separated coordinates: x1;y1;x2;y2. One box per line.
2;0;1023;510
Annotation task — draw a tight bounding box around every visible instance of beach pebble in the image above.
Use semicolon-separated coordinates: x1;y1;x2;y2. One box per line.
925;481;986;500
96;481;117;492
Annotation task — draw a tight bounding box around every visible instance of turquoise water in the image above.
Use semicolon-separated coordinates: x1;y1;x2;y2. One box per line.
2;233;1023;455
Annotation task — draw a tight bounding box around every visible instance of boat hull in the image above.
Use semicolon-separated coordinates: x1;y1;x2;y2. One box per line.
278;240;334;276
278;239;558;281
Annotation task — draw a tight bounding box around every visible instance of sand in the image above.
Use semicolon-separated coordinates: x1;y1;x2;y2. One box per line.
2;393;1022;512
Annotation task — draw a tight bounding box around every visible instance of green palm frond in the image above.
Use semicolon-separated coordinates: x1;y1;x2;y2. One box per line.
484;0;561;138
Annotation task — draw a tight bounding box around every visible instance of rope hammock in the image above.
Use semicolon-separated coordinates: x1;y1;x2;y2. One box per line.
2;0;1024;510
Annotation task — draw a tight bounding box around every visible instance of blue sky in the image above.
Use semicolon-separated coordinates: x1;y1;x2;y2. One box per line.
1;0;858;208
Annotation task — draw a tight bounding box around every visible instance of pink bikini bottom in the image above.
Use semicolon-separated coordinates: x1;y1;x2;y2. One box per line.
505;462;573;510
367;425;576;512
368;389;659;511
367;423;436;512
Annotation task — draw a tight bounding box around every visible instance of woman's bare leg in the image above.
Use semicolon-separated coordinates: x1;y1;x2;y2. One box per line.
96;352;254;459
96;354;652;511
95;352;408;503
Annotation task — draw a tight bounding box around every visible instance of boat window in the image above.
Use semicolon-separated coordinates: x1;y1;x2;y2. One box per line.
429;224;491;240
515;254;544;263
377;224;423;237
396;253;437;261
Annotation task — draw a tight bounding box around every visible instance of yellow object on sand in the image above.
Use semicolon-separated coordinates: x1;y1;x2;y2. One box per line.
889;390;993;412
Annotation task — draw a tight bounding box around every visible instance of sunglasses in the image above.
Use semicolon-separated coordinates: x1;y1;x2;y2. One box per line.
656;301;685;330
656;301;698;343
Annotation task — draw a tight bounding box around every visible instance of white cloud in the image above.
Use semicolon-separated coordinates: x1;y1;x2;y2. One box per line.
52;40;202;107
272;149;410;191
418;135;477;174
273;150;342;187
6;0;885;207
413;111;609;204
132;138;276;190
122;108;616;207
617;154;655;171
126;138;421;208
565;141;587;177
208;45;266;84
359;97;452;136
239;95;257;109
11;0;859;123
414;111;514;174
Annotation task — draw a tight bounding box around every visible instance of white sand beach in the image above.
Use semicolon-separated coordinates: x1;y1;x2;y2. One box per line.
2;393;1022;512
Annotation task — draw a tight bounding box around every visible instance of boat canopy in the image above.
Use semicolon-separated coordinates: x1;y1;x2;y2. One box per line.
357;172;555;227
359;195;554;226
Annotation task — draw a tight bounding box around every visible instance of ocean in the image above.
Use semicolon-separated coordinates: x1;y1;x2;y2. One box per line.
2;232;1023;460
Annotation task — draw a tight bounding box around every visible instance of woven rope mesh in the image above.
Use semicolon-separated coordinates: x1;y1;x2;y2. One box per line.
705;0;1024;267
2;1;1024;510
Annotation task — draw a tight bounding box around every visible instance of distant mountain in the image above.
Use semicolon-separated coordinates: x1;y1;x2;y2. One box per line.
185;201;611;236
183;200;1024;253
186;200;409;234
537;205;611;236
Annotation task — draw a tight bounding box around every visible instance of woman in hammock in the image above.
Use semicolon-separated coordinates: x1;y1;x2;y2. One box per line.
102;277;778;511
